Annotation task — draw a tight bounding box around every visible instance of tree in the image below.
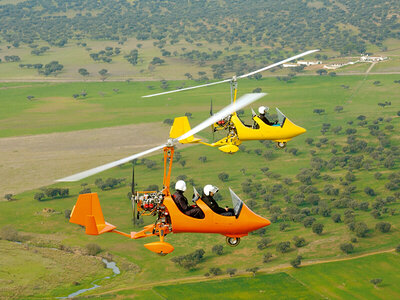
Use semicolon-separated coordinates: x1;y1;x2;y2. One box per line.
375;222;391;233
218;172;229;182
316;69;327;75
246;267;259;277
212;244;224;255
99;69;109;80
257;237;272;250
370;278;382;287
313;109;325;115
86;243;101;255
340;243;354;254
4;194;13;201
312;223;324;235
364;187;376;196
293;236;306;248
332;214;342;223
355;222;369;237
276;241;291;253
78;68;89;76
0;225;19;242
209;267;222;276
184;112;192;119
27;95;35;101
290;255;302;268
226;268;237;277
396;245;400;253
335;106;344;114
34;192;45;201
151;57;165;65
198;156;207;163
263;252;273;263
280;223;290;231
64;209;71;219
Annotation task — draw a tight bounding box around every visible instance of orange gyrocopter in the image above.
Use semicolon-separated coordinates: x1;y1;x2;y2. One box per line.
60;93;271;254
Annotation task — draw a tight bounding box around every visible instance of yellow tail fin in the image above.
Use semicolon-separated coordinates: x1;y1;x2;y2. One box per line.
169;116;201;144
69;193;116;235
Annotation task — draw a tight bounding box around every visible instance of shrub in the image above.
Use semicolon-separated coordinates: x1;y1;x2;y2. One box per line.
312;223;324;235
370;278;382;286
34;192;45;201
0;225;20;242
212;244;224;255
86;243;102;256
246;267;259;277
355;222;369;237
276;241;291;253
257;237;272;250
171;249;205;270
340;243;354;254
396;245;400;253
218;172;229;182
332;214;341;223
226;268;237;277
290;255;302;268
209;267;222;276
375;222;391;233
64;209;71;219
263;252;273;263
293;236;306;248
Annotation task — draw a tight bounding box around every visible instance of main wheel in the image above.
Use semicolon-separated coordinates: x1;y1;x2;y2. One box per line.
226;237;241;247
277;142;287;149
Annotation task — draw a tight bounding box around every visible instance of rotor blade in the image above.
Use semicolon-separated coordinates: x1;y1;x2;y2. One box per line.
177;93;266;141
142;50;318;98
142;79;231;98
237;49;319;79
56;144;166;182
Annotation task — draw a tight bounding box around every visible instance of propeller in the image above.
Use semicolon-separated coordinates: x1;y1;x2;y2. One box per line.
142;49;319;98
56;93;266;182
210;98;214;142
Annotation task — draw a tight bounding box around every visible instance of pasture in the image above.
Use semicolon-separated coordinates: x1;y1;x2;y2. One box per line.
0;74;399;298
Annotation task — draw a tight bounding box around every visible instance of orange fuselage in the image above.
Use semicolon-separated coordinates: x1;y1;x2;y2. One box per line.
164;196;270;238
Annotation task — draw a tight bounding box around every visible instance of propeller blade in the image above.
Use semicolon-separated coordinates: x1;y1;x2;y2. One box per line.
142;79;231;98
210;98;214;142
142;50;319;98
56;144;166;182
236;49;319;79
177;93;266;142
131;165;136;226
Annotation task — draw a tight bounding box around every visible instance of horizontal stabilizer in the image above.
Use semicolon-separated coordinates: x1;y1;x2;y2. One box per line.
170;116;201;144
70;193;116;235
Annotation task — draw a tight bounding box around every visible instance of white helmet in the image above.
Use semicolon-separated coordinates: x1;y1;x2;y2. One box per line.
203;184;219;196
258;106;269;114
175;180;186;192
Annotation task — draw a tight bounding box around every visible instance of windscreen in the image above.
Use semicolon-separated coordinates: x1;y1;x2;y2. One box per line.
229;188;243;218
276;108;286;125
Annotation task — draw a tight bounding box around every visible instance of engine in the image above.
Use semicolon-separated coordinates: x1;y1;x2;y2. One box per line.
136;191;164;211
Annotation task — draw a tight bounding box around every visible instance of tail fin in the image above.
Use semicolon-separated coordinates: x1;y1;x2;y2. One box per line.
69;193;116;235
169;116;201;144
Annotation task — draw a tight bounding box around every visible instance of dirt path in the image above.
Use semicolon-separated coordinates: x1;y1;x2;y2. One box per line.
0;122;170;196
366;62;377;74
95;248;396;296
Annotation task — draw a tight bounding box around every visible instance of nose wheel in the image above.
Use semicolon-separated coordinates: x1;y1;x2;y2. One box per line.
277;142;287;149
226;237;241;247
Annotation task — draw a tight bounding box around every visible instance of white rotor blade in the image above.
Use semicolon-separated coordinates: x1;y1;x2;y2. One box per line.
237;49;319;79
142;78;231;98
56;144;166;182
178;93;266;141
142;49;319;98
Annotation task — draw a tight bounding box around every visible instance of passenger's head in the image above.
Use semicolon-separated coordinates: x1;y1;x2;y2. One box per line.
204;184;219;196
258;106;269;115
175;180;187;192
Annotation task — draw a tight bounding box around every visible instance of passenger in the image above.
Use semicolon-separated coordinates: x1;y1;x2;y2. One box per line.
173;180;204;219
202;185;234;216
258;106;276;126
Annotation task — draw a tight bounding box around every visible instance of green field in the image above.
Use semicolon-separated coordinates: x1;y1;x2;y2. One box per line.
0;74;399;298
105;252;400;299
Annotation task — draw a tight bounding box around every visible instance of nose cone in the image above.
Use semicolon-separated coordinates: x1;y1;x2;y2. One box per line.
252;214;271;230
295;125;306;136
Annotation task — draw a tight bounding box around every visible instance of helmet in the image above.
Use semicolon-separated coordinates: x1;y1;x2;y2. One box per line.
258;106;269;114
175;180;186;192
203;184;219;196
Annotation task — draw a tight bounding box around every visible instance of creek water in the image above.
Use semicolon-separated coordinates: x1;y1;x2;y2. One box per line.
59;258;120;299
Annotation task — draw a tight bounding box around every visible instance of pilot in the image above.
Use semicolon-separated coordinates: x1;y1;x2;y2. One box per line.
202;185;234;216
258;106;276;126
173;180;204;219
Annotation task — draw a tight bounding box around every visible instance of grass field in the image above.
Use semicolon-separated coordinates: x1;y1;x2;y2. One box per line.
0;74;399;298
102;252;400;299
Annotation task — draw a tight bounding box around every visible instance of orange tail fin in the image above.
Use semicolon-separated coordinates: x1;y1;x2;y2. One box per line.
69;193;116;235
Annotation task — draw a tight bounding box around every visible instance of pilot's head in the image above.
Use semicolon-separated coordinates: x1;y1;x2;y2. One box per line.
204;184;219;197
258;106;269;115
175;180;187;192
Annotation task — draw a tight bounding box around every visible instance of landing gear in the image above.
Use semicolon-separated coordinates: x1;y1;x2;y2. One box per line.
277;142;287;149
226;237;241;247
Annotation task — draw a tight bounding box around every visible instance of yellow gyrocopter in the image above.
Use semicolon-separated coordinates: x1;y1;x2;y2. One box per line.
144;49;319;153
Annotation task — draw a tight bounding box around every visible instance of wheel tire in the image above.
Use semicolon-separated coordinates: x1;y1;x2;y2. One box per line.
277;142;287;149
226;237;241;247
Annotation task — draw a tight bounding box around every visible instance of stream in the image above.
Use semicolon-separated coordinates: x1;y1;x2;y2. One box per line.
59;258;120;299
